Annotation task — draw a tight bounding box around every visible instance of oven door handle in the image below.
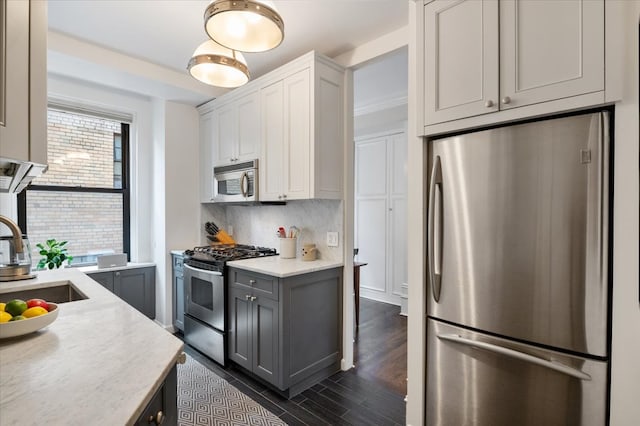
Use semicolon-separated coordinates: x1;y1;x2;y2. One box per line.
184;264;223;276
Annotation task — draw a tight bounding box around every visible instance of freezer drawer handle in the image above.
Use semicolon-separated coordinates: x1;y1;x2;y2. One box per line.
437;333;592;381
428;155;443;302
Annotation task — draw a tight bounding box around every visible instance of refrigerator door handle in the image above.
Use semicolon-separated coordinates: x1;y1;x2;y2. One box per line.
437;333;592;381
428;155;443;302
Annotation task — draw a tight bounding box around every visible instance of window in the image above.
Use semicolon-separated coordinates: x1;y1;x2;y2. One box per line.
18;108;130;266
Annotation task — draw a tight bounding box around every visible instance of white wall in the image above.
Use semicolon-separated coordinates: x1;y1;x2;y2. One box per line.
202;200;343;262
47;75;201;329
150;99;167;326
608;2;640;424
163;101;200;325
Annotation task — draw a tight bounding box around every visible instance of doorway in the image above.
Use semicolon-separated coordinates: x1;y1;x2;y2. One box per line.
351;47;408;396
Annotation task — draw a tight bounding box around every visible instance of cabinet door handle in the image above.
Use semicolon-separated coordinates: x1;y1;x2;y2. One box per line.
501;96;511;105
115;271;120;277
245;294;251;300
249;279;256;285
148;410;165;424
282;194;287;199
250;296;257;301
485;99;494;108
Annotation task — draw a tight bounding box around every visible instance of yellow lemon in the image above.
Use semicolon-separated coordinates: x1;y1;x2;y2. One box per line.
0;311;12;323
22;306;48;318
0;302;5;312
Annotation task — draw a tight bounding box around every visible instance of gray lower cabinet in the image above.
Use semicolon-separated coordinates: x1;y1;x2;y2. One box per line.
228;266;343;396
88;267;156;319
135;364;177;425
171;253;185;332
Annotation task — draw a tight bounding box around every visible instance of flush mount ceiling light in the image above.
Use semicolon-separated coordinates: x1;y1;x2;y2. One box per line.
204;0;285;53
187;40;250;88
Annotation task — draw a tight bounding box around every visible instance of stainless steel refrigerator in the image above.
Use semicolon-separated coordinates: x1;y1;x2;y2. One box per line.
426;111;610;426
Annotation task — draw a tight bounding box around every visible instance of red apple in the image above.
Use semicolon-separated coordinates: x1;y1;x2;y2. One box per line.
26;298;50;311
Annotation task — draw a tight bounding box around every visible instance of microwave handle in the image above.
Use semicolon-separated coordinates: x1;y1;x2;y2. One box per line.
241;172;248;197
211;167;218;201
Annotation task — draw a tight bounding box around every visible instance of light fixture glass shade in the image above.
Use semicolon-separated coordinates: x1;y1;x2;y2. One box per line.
204;0;284;53
187;40;250;88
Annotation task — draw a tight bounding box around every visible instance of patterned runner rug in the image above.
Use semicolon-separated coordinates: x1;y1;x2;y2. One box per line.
178;355;286;426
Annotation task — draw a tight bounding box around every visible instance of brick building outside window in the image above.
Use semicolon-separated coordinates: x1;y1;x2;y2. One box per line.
18;108;130;267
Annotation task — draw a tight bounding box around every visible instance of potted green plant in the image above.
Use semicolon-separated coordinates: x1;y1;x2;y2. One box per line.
36;239;74;270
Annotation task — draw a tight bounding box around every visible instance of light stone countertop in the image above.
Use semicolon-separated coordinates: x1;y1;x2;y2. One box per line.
0;269;183;426
78;261;156;274
227;255;343;278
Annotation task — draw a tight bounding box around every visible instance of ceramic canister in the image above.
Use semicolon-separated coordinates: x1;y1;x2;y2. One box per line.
280;238;297;259
301;243;317;261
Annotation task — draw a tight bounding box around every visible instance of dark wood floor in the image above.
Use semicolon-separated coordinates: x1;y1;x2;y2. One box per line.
181;297;407;425
354;297;407;396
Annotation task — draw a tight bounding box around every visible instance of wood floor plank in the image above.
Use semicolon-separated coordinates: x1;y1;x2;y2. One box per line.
318;377;368;405
279;412;307;426
301;388;349;416
318;388;399;426
298;399;354;426
354;297;407;396
263;389;331;425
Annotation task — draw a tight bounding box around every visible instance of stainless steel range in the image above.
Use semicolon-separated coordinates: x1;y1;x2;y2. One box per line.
183;244;277;366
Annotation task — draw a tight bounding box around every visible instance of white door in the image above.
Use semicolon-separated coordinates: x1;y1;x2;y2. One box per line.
260;80;285;201
499;0;604;110
356;136;388;302
214;103;236;165
388;132;408;299
355;130;407;305
283;68;310;200
236;91;261;162
0;0;30;161
424;0;499;125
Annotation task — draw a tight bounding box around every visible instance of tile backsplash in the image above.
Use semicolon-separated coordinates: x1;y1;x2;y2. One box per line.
201;199;343;261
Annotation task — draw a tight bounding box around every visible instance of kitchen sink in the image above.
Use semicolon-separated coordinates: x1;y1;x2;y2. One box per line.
0;281;88;303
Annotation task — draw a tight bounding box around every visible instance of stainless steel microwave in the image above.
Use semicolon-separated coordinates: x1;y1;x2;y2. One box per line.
212;159;258;203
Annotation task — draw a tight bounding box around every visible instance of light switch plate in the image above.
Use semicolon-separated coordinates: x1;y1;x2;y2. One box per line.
327;231;339;247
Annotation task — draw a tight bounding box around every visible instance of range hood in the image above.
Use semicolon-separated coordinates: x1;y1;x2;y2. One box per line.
0;157;47;193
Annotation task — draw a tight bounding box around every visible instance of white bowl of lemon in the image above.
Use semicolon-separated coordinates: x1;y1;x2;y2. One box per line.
0;299;59;339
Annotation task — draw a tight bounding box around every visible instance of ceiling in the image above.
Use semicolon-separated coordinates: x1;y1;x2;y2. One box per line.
47;0;409;105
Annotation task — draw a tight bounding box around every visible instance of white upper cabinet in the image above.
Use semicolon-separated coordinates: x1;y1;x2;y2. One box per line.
281;68;311;201
259;55;344;202
199;51;344;203
422;0;604;127
499;0;604;110
424;0;499;124
212;90;260;166
260;80;285;201
0;0;47;164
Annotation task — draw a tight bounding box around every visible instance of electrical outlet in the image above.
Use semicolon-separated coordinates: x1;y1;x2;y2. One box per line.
327;231;339;247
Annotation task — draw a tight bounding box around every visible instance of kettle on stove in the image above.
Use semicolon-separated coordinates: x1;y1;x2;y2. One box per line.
0;215;34;282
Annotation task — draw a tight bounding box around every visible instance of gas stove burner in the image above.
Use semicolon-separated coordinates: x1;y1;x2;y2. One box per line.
184;244;278;271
